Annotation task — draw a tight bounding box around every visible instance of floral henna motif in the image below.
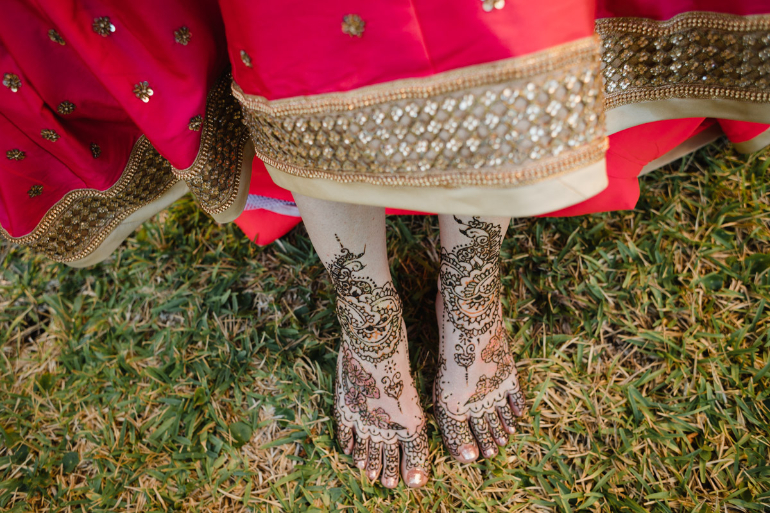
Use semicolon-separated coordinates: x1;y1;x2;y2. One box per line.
466;324;515;405
327;237;403;364
381;373;403;410
340;348;405;431
440;217;505;375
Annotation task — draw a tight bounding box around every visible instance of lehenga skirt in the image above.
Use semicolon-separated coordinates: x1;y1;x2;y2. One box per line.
2;0;770;264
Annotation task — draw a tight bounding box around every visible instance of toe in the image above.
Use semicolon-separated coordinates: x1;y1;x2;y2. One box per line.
470;416;498;459
365;440;383;481
436;407;479;463
497;403;517;435
353;437;368;469
486;411;509;447
381;443;400;488
508;390;526;417
337;424;355;455
400;428;430;488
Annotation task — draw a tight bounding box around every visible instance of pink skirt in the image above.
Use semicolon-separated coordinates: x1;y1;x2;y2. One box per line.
2;0;769;262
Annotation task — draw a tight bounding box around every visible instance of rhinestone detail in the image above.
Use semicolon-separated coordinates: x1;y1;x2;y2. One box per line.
240;50;252;68
188;115;202;131
57;101;75;115
92;17;115;36
41;129;60;142
174;26;191;45
342;15;365;37
3;73;21;92
7;149;25;161
48;29;65;45
133;81;153;102
91;143;101;158
598;12;770;109
28;185;43;198
234;37;605;187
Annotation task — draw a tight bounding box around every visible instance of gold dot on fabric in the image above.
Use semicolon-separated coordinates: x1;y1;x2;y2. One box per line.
6;149;25;160
41;129;60;142
91;143;101;158
481;0;505;11
92;17;116;36
57;101;75;115
174;26;191;45
188;115;203;131
133;81;153;102
240;50;253;68
28;185;43;198
342;15;365;37
3;73;21;92
48;29;65;45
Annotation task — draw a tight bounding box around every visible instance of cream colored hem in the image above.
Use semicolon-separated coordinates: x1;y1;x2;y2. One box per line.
67;180;190;268
639;123;723;177
606;99;770;136
734;127;770;154
266;160;608;217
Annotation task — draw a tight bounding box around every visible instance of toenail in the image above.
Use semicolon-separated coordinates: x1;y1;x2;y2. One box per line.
381;477;398;489
405;468;428;488
482;447;497;458
356;460;367;469
367;469;379;480
459;444;479;462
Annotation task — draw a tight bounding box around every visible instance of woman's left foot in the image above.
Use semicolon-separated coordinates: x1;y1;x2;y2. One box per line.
433;217;525;462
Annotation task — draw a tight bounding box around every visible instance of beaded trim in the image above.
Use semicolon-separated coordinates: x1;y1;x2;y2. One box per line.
598;12;770;110
233;36;606;188
172;72;249;215
0;137;178;263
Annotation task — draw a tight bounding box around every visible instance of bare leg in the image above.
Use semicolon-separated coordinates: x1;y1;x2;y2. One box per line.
434;215;526;462
294;193;429;488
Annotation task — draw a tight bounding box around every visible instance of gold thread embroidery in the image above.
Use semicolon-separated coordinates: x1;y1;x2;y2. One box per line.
28;185;43;198
91;143;101;158
598;12;770;110
188;115;202;131
3;73;21;92
481;0;505;12
57;101;75;115
7;149;25;161
0;137;178;263
342;15;365;37
240;50;253;68
133;81;153;102
41;129;60;142
174;26;191;45
92;17;115;36
48;29;65;45
173;72;249;215
234;36;605;188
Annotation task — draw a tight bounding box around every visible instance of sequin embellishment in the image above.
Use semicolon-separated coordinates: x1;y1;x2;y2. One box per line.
57;101;75;115
174;26;191;45
91;143;101;158
481;0;505;11
342;15;365;37
234;37;605;188
6;149;25;161
48;29;65;45
28;185;43;198
41;129;60;142
188;115;202;131
133;81;153;102
240;50;253;68
598;12;770;110
92;17;115;36
3;73;21;92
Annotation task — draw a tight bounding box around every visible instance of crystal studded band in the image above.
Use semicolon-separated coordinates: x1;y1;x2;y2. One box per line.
598;12;770;110
172;71;250;216
233;36;607;188
0;136;179;263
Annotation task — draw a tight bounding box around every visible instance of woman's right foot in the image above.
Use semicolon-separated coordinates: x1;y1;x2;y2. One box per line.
329;242;429;488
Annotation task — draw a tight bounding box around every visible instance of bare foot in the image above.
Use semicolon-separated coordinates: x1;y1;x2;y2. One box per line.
433;217;525;463
329;243;429;488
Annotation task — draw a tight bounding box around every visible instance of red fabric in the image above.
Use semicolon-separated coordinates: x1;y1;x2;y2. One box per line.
0;0;226;238
718;120;770;144
219;0;596;100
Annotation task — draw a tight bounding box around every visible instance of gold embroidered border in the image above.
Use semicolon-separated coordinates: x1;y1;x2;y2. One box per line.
233;36;606;188
597;12;770;110
173;71;250;216
0;137;178;263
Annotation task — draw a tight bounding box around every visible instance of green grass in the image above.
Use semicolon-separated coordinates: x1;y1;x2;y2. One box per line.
1;141;770;512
